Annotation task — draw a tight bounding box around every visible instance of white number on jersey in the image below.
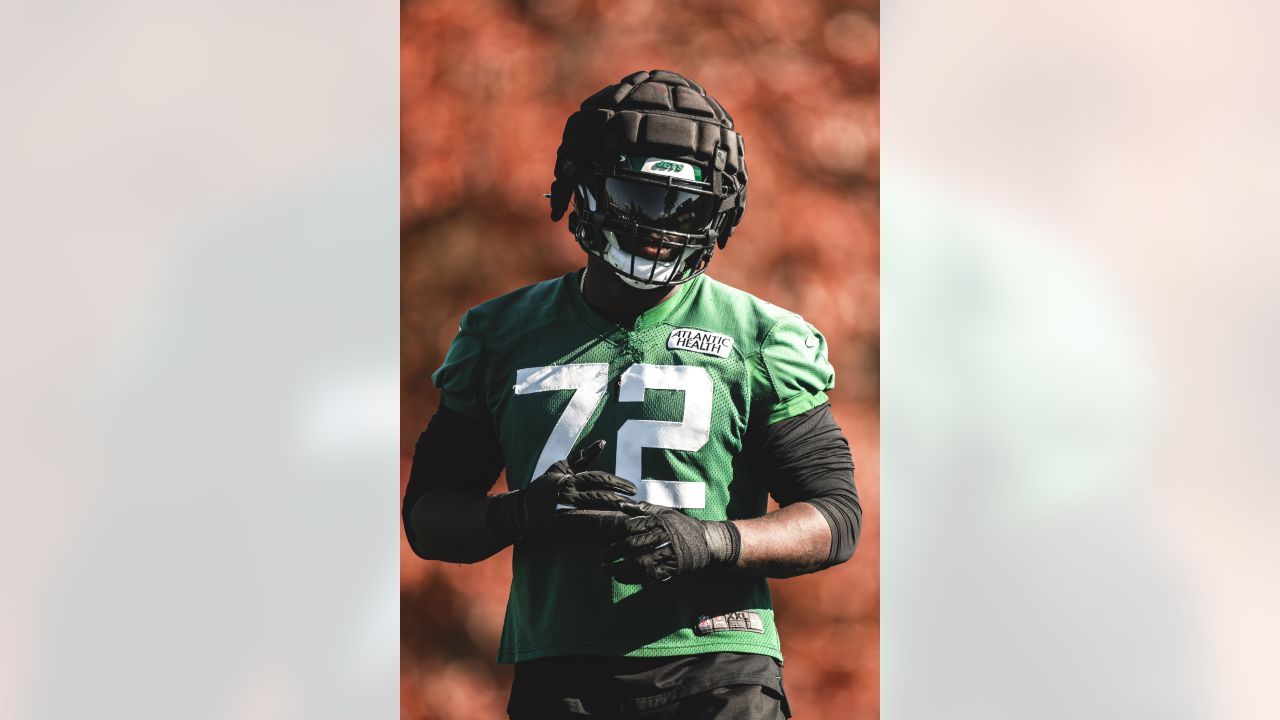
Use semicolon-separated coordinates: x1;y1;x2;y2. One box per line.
514;364;611;480
514;363;713;508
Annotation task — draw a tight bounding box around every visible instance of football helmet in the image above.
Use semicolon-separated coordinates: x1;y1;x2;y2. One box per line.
549;70;749;289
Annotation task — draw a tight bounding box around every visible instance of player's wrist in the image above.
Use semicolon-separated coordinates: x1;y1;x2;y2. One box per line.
702;519;741;569
485;490;530;542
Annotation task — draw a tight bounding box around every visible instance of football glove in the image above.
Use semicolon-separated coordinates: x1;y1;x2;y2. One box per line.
486;440;638;543
601;502;741;586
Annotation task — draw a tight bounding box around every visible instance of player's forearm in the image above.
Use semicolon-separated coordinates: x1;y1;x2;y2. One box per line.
408;489;511;563
731;502;834;577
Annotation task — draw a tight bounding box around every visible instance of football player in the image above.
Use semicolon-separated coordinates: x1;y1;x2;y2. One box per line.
404;70;861;720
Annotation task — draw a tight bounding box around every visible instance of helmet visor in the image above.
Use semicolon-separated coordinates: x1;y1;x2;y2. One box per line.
601;177;717;234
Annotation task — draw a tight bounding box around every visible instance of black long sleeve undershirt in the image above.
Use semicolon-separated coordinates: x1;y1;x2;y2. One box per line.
402;405;504;555
746;402;861;567
402;401;859;566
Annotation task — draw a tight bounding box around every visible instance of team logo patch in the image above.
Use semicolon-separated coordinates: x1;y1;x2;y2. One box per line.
640;156;702;181
667;328;734;359
694;611;765;636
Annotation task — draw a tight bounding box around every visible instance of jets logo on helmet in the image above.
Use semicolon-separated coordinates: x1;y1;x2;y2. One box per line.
639;158;702;181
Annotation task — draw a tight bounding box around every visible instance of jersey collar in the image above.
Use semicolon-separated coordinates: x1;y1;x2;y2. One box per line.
567;269;701;334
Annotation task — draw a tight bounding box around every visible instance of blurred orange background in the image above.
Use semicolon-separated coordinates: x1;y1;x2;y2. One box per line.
402;1;878;717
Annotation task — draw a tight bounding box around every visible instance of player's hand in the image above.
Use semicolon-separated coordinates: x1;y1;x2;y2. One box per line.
601;502;741;586
486;440;639;543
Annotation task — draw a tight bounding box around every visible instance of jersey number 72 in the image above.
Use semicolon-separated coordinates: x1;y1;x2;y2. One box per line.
514;363;711;508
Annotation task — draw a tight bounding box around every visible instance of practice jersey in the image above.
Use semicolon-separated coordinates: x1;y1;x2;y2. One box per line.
432;270;834;663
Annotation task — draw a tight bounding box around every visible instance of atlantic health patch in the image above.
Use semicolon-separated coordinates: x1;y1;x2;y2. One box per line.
667;327;734;359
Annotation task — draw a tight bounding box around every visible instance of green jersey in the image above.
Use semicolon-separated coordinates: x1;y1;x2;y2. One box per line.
432;271;835;663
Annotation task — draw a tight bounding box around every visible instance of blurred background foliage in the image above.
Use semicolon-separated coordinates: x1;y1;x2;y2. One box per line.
402;0;878;717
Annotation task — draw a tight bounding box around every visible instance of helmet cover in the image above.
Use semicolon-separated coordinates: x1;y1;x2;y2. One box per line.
550;70;748;288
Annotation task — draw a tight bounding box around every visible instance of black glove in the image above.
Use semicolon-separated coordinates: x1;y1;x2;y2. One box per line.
601;502;741;586
486;440;638;543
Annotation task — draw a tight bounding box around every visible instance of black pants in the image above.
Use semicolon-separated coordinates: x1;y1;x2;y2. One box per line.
509;683;788;720
507;653;792;720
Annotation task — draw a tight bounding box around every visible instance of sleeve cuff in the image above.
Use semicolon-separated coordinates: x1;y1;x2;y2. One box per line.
765;391;829;425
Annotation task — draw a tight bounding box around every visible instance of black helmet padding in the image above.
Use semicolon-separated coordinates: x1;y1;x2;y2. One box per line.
549;70;748;241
